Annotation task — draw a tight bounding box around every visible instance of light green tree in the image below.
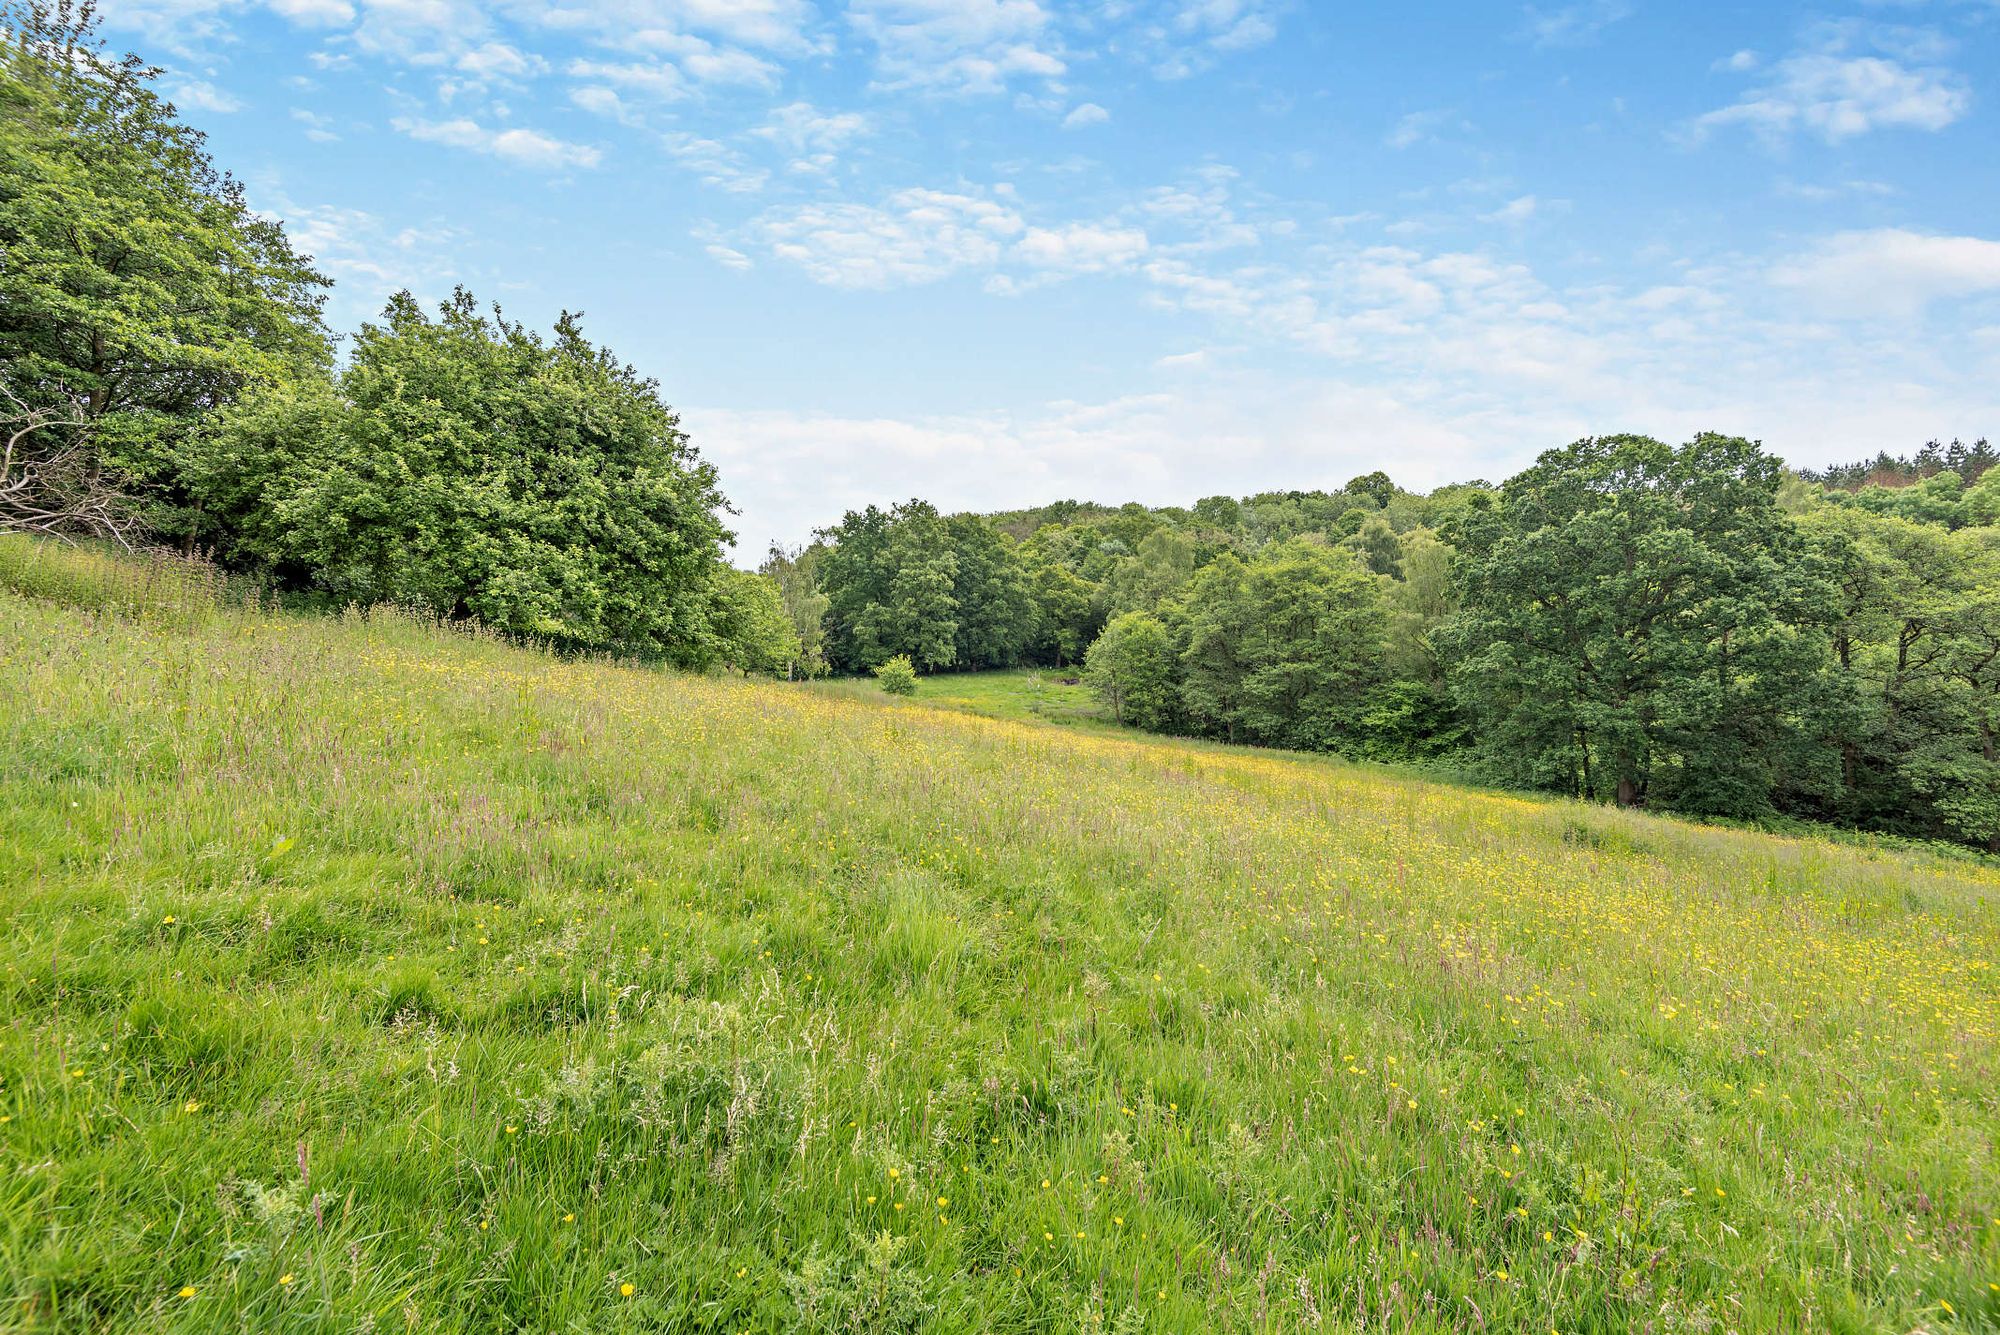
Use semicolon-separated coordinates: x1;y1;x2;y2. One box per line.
1084;611;1179;729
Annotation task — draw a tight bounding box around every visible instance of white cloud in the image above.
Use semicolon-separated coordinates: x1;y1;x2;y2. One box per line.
848;0;1065;95
1691;29;1969;145
1014;222;1149;273
456;40;542;80
1771;229;2000;318
393;115;603;169
290;106;342;140
267;196;465;321
1482;194;1540;224
544;0;820;56
752;188;1027;288
567;57;686;101
269;0;353;20
1385;109;1451;150
1149;0;1281;77
165;78;243;112
686;379;1529;557
660;131;769;192
1061;101;1108;130
753;102;870;152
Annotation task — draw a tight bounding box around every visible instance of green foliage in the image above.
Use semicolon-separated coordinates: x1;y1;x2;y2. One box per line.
1083;611;1178;729
0;1;329;536
1108;527;1197;614
708;568;801;677
1173;539;1388;751
761;543;831;678
819;502;960;672
873;653;918;695
185;290;731;661
1442;434;1835;816
944;514;1034;669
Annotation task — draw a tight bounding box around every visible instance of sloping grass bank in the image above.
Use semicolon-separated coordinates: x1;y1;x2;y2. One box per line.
0;545;1995;1332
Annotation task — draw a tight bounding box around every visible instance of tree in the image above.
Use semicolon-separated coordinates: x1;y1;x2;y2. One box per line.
0;1;330;540
759;543;830;678
1109;526;1198;614
1440;434;1836;815
1174;552;1254;742
708;568;801;677
187;290;732;660
1382;527;1454;681
1344;470;1395;510
1084;611;1179;730
874;654;917;696
1883;531;2000;848
1230;539;1389;751
1346;513;1403;577
817;501;959;672
946;515;1034;669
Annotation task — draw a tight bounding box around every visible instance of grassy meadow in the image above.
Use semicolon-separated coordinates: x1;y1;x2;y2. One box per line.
1;539;1996;1333
810;669;1113;733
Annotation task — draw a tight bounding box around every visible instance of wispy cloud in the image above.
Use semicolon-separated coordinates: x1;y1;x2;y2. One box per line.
1689;26;1969;145
1519;1;1632;49
393;116;603;170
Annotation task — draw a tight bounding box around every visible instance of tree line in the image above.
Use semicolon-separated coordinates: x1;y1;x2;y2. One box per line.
1;3;802;672
786;439;2000;849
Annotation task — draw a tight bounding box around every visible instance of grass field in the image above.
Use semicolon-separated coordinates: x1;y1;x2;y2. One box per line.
810;669;1112;733
1;540;1997;1332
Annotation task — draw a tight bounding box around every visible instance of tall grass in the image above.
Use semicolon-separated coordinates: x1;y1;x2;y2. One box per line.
0;543;1994;1332
0;534;226;627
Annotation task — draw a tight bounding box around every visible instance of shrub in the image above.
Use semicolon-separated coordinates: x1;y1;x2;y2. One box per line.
874;655;918;696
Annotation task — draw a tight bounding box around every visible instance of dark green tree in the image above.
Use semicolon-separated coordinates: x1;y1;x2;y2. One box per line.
1173;551;1255;742
189;290;731;660
818;501;958;671
0;1;330;541
1230;539;1388;751
1440;434;1835;814
945;515;1034;669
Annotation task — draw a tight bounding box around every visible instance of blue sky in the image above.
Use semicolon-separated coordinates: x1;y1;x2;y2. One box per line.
98;0;2000;554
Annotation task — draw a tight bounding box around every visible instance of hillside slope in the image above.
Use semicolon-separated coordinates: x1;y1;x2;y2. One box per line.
0;575;1995;1332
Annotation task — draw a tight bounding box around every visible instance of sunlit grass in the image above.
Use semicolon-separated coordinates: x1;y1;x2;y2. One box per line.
811;667;1113;733
0;553;1995;1331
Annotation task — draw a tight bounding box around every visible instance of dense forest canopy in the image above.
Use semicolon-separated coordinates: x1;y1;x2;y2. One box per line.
791;436;2000;849
2;4;1995;847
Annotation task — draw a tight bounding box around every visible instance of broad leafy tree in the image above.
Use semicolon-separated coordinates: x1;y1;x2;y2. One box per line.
1441;434;1835;815
759;543;831;678
189;290;732;660
1085;611;1179;729
818;501;959;671
945;515;1034;668
0;1;329;540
